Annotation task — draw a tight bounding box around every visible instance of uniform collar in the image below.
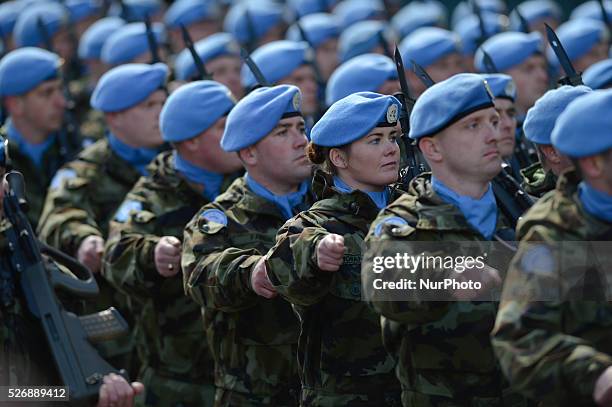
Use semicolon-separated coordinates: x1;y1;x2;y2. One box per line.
6;119;56;169
173;151;225;202
107;131;160;176
244;173;309;220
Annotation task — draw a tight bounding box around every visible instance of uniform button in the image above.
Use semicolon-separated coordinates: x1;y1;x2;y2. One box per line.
350;283;360;296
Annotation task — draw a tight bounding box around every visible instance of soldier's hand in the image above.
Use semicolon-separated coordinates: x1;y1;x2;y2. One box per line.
77;235;105;274
251;257;277;299
317;234;345;272
594;366;612;406
97;372;144;407
155;236;182;277
451;264;502;301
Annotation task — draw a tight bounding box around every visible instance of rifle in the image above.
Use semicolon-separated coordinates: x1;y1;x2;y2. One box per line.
597;0;612;48
393;46;428;185
180;24;211;80
144;15;160;64
35;17;81;163
411;60;435;88
514;6;530;33
491;164;535;229
2;171;129;404
240;47;270;88
545;23;584;86
481;49;499;74
244;9;258;53
472;0;489;47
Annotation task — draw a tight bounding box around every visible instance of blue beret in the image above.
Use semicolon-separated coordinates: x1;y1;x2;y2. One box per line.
338;20;390;63
65;0;101;23
451;0;506;29
584;58;612;89
333;0;384;30
91;63;168;112
13;2;68;47
546;19;608;68
221;85;302;152
551;89;612;157
474;31;543;72
241;40;311;89
480;73;516;101
326;53;397;107
409;73;495;139
392;1;447;39
223;1;283;46
523;85;592;145
399;27;461;68
286;13;341;48
454;12;508;56
312;92;400;147
175;33;240;81
0;1;26;40
160;80;235;143
78;17;126;60
288;0;338;18
101;22;165;65
164;0;220;29
121;0;161;22
570;1;612;22
0;47;61;97
510;0;561;31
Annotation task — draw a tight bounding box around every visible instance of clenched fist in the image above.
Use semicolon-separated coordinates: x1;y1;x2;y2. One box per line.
154;236;182;277
316;234;345;272
251;257;277;299
97;372;144;407
77;235;105;274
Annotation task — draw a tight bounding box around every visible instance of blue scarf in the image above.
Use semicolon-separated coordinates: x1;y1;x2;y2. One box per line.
578;181;612;223
245;173;309;220
432;176;498;240
7;119;56;169
333;176;389;210
174;151;224;202
107;132;160;176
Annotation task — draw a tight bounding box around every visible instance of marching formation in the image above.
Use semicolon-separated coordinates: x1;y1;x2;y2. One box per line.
0;0;611;406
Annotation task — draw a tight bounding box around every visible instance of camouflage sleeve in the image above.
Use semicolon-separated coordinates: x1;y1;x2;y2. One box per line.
181;207;260;313
492;225;612;405
264;215;335;307
37;165;102;256
102;202;162;304
361;210;450;324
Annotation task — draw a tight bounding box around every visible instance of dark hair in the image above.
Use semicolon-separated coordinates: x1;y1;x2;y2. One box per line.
306;142;339;174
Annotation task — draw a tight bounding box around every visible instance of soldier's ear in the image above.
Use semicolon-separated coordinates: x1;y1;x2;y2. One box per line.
238;145;258;166
329;147;348;169
418;137;442;163
4;95;24;117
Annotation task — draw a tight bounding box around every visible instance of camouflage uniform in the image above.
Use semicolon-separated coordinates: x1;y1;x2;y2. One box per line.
103;151;239;406
520;162;557;198
264;171;402;407
80;109;106;145
362;173;526;407
492;170;612;407
2;127;68;229
182;175;312;407
37;137;143;376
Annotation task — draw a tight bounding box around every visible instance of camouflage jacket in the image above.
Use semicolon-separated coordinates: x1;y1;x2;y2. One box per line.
492;170;612;407
520;162;557;199
102;151;238;389
264;171;401;406
362;173;525;407
2;126;67;230
182;175;313;404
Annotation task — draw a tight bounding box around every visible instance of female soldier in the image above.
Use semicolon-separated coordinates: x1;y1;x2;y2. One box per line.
261;92;403;406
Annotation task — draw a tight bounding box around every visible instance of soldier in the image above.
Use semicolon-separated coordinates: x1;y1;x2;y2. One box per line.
242;40;319;120
520;85;591;198
399;27;464;97
362;74;526;406
337;20;391;63
286;13;341;82
164;0;222;52
0;134;144;407
509;0;562;37
37;62;168;375
584;59;612;90
325;53;399;107
0;47;69;228
481;73;521;181
182;85;313;406
260;92;403;406
223;2;286;51
174;33;244;99
103;80;242;406
101;22;166;67
492;89;612;406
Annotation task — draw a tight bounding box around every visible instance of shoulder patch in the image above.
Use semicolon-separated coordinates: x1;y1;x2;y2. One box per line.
374;216;409;237
50;168;77;189
201;209;227;226
520;244;555;275
114;200;143;223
